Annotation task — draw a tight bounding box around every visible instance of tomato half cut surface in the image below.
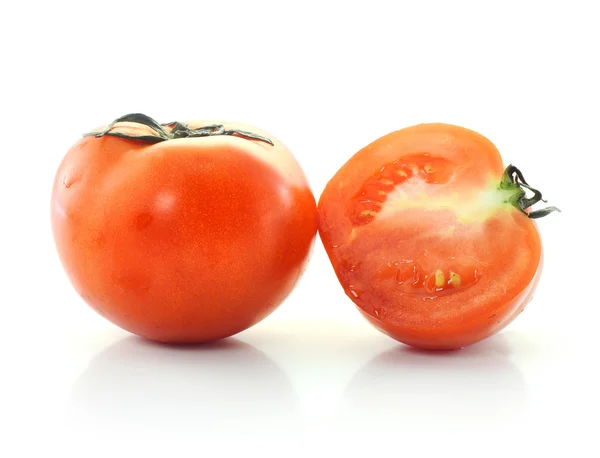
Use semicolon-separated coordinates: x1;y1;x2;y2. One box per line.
318;123;558;350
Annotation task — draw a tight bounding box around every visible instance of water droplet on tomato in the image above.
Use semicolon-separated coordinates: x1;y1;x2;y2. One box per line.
62;172;79;188
135;212;153;230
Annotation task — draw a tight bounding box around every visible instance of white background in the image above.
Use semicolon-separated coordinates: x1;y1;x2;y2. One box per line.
1;0;599;456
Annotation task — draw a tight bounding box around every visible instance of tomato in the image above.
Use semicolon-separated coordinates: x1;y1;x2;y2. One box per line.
318;123;558;350
51;114;317;343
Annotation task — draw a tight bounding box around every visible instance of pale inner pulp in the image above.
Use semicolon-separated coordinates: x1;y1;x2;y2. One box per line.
377;176;514;223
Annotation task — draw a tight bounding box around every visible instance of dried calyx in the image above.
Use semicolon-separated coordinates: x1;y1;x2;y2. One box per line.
84;113;274;146
500;164;560;219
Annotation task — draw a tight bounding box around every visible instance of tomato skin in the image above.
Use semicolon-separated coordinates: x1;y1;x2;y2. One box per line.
318;123;544;350
52;119;316;343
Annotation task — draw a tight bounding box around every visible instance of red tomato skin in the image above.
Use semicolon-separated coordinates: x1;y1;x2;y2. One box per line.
52;122;316;343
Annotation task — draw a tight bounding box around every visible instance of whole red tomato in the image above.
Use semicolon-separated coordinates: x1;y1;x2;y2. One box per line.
52;114;317;343
318;123;558;350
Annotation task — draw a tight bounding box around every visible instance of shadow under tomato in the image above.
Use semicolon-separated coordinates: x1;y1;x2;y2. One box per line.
330;333;528;433
66;336;304;441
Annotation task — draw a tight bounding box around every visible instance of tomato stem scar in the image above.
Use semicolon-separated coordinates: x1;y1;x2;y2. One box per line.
83;113;275;146
500;164;560;219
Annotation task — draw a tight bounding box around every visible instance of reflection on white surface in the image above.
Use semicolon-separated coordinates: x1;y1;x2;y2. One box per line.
332;334;527;433
66;336;303;440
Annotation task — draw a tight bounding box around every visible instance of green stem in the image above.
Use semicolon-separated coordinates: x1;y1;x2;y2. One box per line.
499;164;560;219
84;113;274;146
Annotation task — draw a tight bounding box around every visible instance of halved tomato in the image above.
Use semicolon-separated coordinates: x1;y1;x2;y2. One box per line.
318;123;558;350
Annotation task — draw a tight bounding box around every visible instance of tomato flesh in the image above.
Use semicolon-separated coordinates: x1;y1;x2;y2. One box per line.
318;123;542;350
